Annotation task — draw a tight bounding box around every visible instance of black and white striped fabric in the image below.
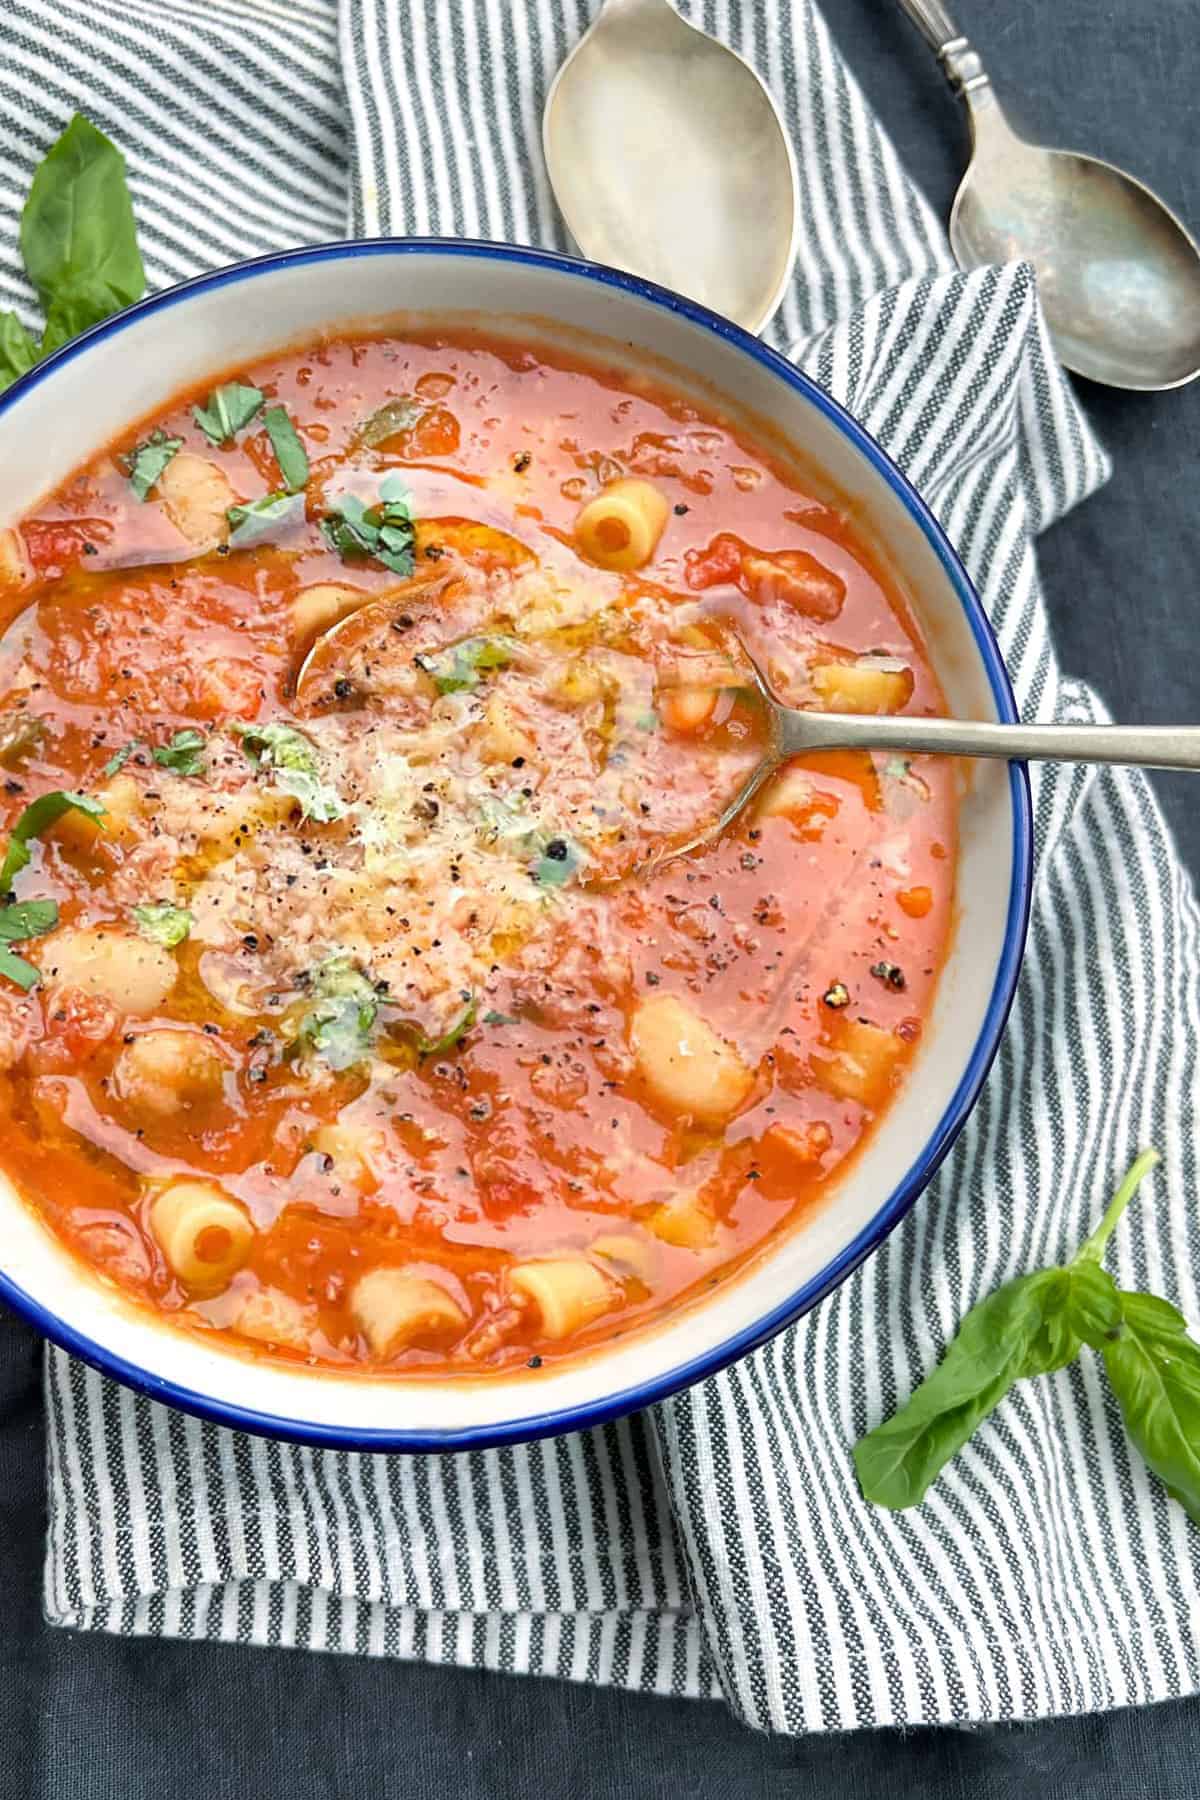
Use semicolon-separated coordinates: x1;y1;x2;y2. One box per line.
6;0;1199;1735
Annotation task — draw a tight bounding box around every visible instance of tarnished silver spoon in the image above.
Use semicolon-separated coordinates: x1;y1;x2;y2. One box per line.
652;643;1200;870
543;0;799;334
899;0;1200;390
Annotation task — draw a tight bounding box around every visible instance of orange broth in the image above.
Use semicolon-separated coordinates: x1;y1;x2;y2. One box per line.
0;328;955;1373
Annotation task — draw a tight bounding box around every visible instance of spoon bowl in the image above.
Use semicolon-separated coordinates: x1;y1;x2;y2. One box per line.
900;0;1200;390
543;0;799;334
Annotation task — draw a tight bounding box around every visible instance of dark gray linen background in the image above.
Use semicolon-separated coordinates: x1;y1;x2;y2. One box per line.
1;0;1199;1794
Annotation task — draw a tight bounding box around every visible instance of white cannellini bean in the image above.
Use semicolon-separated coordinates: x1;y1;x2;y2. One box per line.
630;993;753;1125
42;927;177;1016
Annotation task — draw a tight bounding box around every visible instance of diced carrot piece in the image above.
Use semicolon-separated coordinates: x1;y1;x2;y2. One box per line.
897;885;933;919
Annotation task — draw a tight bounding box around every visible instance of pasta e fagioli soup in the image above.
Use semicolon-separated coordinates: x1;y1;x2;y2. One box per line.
0;327;955;1375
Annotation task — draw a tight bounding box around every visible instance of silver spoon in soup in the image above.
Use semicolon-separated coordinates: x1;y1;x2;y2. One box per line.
647;636;1200;872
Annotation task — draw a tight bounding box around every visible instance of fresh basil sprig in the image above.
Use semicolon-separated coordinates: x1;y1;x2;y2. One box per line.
854;1150;1200;1524
193;382;264;446
0;790;105;894
0;114;145;394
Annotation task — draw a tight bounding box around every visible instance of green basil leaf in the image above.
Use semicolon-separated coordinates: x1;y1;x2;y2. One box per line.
1102;1291;1200;1522
262;405;309;492
483;1008;516;1026
151;728;206;777
1063;1259;1124;1348
414;635;517;695
0;897;59;990
0;897;59;943
0;789;105;893
322;480;416;578
0;947;40;990
295;954;380;1070
19;116;145;339
854;1268;1071;1509
104;740;139;776
1016;1263;1122;1376
226;489;307;549
0;311;38;394
124;428;183;502
192;381;264;446
131;901;192;948
357;398;419;449
39;291;117;356
235;721;343;823
416;994;477;1058
1018;1307;1081;1380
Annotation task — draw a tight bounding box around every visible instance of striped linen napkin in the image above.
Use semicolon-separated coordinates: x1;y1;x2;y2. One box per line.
7;0;1200;1736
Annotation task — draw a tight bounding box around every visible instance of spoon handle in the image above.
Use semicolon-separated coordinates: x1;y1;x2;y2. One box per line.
780;710;1200;774
895;0;992;96
894;0;962;52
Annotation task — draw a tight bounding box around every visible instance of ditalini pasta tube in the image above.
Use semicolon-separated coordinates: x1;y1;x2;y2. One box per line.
149;1180;254;1289
573;478;669;570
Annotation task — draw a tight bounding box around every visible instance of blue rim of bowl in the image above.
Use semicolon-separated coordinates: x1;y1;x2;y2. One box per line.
0;238;1033;1450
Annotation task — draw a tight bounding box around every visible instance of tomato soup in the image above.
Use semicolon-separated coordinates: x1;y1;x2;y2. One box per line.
0;329;955;1373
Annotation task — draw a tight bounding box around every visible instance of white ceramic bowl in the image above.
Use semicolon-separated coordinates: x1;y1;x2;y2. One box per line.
0;242;1032;1448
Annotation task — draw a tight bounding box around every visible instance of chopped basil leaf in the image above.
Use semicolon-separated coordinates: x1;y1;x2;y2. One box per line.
532;836;583;888
0;790;105;894
104;740;140;776
322;475;416;577
295;953;380;1069
416;994;477;1058
235;720;343;823
0;896;59;990
192;381;264;446
226;489;307;548
132;900;192;947
124;428;182;501
415;635;516;695
152;728;206;777
263;405;309;492
483;1008;516;1026
0;948;39;989
0;897;59;941
358;398;420;449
